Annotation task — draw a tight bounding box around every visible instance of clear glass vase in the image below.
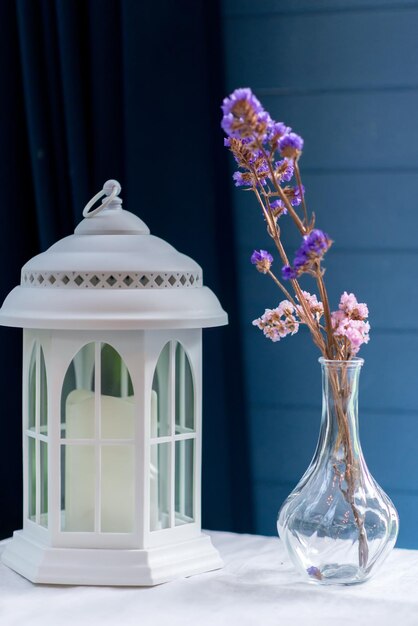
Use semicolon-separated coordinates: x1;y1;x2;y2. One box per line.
277;358;399;585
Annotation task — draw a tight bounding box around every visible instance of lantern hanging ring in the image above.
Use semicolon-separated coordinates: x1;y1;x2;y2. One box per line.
83;179;122;218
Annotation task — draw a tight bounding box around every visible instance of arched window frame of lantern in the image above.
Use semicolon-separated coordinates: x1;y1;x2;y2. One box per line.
0;181;227;585
21;328;202;552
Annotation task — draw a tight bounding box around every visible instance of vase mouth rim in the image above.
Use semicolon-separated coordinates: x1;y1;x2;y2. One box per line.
318;357;364;368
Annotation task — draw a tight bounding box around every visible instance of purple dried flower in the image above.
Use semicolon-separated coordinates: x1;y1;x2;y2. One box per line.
275;159;294;183
221;88;263;117
293;186;304;206
233;172;246;187
282;265;298;280
233;170;257;187
270;199;288;218
307;566;323;580
279;132;304;158
303;229;332;257
221;88;270;140
251;249;273;274
282;229;332;280
258;110;273;129
252;151;270;175
293;254;308;271
283;185;305;207
271;121;290;136
268;122;291;146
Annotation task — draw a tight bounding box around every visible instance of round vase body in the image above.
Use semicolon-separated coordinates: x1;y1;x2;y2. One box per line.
277;358;399;585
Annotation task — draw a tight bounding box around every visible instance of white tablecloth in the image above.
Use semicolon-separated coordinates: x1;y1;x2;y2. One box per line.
1;531;418;626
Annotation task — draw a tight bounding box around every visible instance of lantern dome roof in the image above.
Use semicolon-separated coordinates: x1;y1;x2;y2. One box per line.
0;181;228;330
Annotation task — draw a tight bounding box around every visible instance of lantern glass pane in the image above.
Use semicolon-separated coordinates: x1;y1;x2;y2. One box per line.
61;444;95;532
28;346;36;431
151;343;170;437
175;344;195;434
100;344;134;439
100;344;134;397
40;347;48;435
28;436;36;521
101;445;134;532
40;441;48;527
61;344;95;439
175;439;194;525
150;442;170;531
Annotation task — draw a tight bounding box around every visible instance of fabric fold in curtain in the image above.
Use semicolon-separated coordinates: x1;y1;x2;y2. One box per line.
15;0;125;246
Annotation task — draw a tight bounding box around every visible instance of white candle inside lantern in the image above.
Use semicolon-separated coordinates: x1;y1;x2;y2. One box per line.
65;391;134;532
65;389;160;532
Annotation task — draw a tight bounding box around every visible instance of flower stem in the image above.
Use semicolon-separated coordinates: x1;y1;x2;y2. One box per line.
294;160;308;228
315;266;336;359
328;368;369;568
252;185;277;237
267;270;298;307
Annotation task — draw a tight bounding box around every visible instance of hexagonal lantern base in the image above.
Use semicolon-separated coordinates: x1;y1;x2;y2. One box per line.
2;531;223;586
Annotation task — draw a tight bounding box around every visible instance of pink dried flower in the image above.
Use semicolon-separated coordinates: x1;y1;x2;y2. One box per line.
344;320;371;354
296;291;324;323
332;292;370;355
339;291;369;320
252;302;299;342
262;326;283;342
277;300;296;317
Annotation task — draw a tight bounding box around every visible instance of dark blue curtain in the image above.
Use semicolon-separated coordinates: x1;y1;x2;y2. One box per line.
0;0;254;540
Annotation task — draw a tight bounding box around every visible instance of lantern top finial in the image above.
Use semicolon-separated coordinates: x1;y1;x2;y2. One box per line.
77;181;149;236
103;179;121;197
0;179;228;330
83;180;123;219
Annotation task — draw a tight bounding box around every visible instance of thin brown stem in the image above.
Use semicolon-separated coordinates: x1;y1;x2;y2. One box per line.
328;368;368;567
288;282;327;355
267;270;298;307
271;231;290;265
253;185;276;235
294;160;308;227
315;265;337;359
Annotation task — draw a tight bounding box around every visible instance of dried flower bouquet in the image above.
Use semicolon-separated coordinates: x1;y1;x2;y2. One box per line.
221;88;372;572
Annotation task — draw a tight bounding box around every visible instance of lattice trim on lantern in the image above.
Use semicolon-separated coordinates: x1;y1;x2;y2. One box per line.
21;271;202;289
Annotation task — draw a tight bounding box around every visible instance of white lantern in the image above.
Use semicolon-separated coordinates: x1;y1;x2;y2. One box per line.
0;180;228;586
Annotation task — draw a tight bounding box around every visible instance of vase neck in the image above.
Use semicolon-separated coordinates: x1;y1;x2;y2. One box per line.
319;358;363;455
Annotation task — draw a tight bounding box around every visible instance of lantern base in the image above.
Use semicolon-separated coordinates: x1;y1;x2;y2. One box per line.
2;530;224;586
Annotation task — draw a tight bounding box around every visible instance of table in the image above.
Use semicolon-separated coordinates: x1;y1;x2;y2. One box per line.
1;531;418;626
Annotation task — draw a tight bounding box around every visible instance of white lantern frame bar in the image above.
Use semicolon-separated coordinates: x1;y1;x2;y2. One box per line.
22;332;50;546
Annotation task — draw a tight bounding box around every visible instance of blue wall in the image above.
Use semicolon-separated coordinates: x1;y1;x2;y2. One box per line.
221;0;418;548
